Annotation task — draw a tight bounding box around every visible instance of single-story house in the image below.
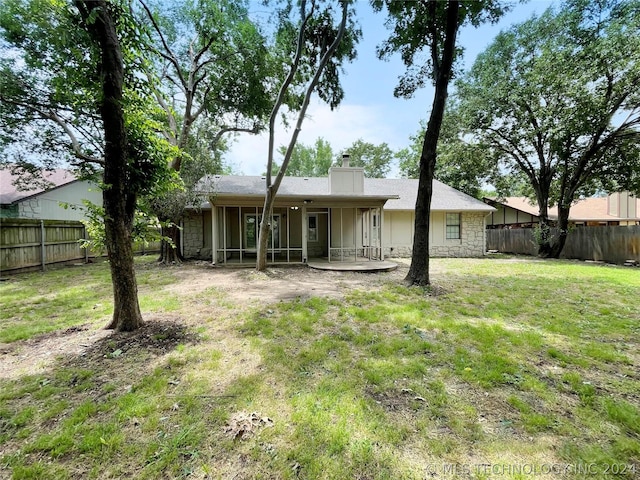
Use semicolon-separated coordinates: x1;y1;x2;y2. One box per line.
0;167;102;221
484;192;640;229
183;160;495;265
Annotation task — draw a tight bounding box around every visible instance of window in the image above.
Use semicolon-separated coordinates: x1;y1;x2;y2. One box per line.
245;214;279;249
446;213;461;240
308;214;318;242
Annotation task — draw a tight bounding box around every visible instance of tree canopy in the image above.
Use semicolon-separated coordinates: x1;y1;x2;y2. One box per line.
397;115;495;198
276;137;334;177
373;0;507;285
341;139;394;178
456;0;640;257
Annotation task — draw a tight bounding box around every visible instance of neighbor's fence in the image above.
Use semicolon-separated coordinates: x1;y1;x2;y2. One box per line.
487;225;640;264
0;218;160;274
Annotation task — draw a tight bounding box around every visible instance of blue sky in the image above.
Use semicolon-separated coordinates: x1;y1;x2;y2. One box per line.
230;0;556;176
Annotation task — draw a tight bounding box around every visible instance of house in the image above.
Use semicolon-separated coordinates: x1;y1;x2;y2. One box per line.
484;192;640;229
0;167;102;221
183;159;495;265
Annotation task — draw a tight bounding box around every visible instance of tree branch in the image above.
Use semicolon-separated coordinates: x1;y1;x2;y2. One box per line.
266;0;316;188
139;0;188;90
273;0;349;195
210;124;261;148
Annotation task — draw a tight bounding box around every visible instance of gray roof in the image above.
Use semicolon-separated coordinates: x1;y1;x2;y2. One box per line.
0;167;79;204
196;175;494;212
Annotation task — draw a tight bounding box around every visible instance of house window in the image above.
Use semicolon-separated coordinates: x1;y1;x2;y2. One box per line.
308;214;318;242
245;214;280;249
446;213;461;239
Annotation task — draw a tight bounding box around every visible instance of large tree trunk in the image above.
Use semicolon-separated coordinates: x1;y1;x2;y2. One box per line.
548;204;570;258
536;214;554;258
535;190;554;258
405;0;460;286
158;221;184;264
77;0;143;331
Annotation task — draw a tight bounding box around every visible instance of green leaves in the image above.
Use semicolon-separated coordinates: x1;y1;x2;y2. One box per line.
373;0;509;98
276;137;335;177
457;0;640;202
341;139;394;178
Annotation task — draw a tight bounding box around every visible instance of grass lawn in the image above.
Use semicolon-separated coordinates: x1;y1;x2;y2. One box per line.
0;256;638;479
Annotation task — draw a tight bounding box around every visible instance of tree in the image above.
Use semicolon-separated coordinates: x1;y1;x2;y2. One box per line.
341;138;394;178
456;0;640;257
275;137;335;176
139;0;276;263
1;0;175;331
397;114;495;198
373;0;507;285
75;0;175;331
256;0;359;271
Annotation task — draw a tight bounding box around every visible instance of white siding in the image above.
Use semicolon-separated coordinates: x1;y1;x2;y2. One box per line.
17;181;102;221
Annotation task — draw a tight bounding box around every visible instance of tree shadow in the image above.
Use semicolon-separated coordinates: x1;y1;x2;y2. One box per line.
59;320;202;367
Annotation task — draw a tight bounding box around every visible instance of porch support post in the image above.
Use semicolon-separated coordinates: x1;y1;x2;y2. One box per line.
239;207;243;264
354;208;357;262
368;207;372;261
270;208;275;264
302;204;308;263
211;204;217;264
223;206;227;265
327;208;331;262
340;207;344;262
380;206;384;260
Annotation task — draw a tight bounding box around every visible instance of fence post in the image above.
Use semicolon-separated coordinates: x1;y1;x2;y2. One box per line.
40;219;46;272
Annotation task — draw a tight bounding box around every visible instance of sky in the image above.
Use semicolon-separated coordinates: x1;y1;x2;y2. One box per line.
229;0;556;176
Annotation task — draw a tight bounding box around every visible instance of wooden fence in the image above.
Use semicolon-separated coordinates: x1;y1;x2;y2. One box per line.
487;225;640;264
0;219;160;274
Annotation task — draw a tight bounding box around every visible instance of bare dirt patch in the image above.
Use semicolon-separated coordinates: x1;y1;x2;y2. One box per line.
0;324;111;381
0;261;410;383
167;261;411;304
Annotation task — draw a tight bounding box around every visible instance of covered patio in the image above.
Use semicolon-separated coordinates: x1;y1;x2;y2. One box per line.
210;201;392;267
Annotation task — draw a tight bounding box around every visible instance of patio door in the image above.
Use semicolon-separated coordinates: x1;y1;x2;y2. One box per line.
245;214;280;250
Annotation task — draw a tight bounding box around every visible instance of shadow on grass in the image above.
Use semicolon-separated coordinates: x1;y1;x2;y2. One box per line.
62;320;203;364
0;319;210;478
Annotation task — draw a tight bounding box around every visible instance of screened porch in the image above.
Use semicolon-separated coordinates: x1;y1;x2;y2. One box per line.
210;204;385;266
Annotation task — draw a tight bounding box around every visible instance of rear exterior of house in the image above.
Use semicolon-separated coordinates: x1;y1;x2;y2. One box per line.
183;163;494;265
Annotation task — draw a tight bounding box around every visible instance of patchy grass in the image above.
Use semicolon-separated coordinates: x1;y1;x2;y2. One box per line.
1;257;639;479
0;256;177;343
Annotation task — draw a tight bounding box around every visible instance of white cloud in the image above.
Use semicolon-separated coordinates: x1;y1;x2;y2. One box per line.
224;97;411;175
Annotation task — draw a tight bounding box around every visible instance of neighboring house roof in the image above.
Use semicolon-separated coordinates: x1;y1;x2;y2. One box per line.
196;175;494;212
486;196;640;222
0;167;80;204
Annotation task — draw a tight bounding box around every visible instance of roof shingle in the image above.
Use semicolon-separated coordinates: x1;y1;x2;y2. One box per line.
197;175;494;212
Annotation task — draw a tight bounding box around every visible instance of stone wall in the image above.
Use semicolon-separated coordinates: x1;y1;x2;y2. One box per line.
430;212;486;257
18;199;41;218
386;246;412;258
183;212;205;259
384;212;486;258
